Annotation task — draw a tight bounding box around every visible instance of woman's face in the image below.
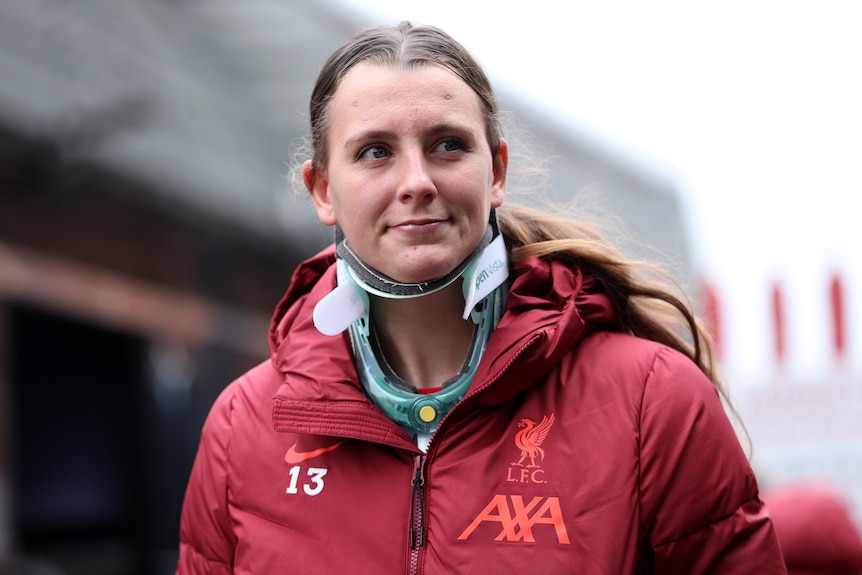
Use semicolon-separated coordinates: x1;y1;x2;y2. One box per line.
305;63;507;284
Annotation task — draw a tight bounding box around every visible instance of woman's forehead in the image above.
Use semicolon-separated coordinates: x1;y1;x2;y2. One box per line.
329;63;485;130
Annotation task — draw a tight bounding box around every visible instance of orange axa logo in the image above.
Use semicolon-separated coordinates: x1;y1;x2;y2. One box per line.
458;494;570;544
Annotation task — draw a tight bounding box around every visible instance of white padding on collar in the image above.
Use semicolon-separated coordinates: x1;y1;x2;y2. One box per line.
312;260;368;336
462;234;509;320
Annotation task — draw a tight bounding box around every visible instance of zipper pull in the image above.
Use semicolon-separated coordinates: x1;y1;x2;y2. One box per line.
409;454;427;549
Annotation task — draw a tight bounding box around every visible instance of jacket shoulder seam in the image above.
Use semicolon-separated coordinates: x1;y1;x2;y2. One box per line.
635;345;666;541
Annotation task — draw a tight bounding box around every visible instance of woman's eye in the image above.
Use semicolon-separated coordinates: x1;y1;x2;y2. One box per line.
437;138;464;153
359;145;389;160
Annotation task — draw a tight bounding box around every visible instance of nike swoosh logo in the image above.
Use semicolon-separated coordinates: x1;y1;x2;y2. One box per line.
284;440;348;464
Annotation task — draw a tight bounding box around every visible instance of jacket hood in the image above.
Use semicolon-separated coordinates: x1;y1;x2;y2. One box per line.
470;252;616;405
267;245;617;440
268;245;337;358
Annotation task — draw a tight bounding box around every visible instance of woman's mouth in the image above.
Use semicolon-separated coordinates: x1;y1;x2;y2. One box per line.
391;218;447;234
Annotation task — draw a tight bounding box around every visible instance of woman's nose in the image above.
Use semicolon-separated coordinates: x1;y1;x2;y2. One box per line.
396;151;437;203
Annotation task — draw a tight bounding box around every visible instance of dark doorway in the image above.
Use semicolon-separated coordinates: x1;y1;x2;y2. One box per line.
9;304;150;575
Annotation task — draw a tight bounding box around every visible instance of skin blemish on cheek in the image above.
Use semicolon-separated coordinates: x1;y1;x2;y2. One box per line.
443;94;452;101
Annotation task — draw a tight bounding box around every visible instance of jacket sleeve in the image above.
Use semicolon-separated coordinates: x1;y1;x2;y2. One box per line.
176;383;238;575
638;348;787;574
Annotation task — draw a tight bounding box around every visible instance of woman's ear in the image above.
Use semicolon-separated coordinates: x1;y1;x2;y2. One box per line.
490;139;508;208
304;160;337;226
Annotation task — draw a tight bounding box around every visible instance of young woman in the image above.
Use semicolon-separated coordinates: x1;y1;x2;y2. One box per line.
177;22;787;574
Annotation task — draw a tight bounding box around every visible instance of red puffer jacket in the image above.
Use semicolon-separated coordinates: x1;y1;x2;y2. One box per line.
177;247;787;574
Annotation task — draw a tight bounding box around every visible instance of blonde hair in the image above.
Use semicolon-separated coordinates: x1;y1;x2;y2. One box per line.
497;203;721;389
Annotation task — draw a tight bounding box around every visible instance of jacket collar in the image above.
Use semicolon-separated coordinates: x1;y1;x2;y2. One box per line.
268;246;617;442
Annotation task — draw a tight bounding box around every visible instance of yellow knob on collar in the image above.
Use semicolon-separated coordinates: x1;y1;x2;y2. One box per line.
418;405;437;423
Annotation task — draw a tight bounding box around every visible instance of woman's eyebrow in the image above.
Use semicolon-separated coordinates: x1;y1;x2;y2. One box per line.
422;122;476;139
343;129;396;149
344;123;475;148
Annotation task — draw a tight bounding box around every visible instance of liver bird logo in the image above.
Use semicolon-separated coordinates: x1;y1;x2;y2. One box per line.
512;413;556;468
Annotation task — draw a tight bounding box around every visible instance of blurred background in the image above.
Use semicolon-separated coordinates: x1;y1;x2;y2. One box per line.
1;1;859;573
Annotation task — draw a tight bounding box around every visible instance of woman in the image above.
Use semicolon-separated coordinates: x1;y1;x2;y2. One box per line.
177;22;786;574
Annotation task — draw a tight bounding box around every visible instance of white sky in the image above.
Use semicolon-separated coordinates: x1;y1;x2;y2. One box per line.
343;0;862;384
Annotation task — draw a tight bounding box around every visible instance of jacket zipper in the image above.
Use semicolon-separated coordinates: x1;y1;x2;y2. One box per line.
404;335;539;573
409;453;426;573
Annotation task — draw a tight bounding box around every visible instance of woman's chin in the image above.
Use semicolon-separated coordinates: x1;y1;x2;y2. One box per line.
387;261;458;285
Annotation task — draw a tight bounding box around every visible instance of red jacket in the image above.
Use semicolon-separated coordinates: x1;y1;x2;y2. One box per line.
177;247;786;574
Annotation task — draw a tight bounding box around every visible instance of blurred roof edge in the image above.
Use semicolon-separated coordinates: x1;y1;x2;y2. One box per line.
0;0;680;257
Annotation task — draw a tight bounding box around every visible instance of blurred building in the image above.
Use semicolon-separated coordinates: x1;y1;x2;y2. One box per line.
0;1;689;574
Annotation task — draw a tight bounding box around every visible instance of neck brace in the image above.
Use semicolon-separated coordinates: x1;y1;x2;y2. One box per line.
335;220;493;299
313;210;508;335
312;211;510;434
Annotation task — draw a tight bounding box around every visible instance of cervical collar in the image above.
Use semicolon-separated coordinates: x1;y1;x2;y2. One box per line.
313;210;508;335
335;221;492;299
312;211;510;435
